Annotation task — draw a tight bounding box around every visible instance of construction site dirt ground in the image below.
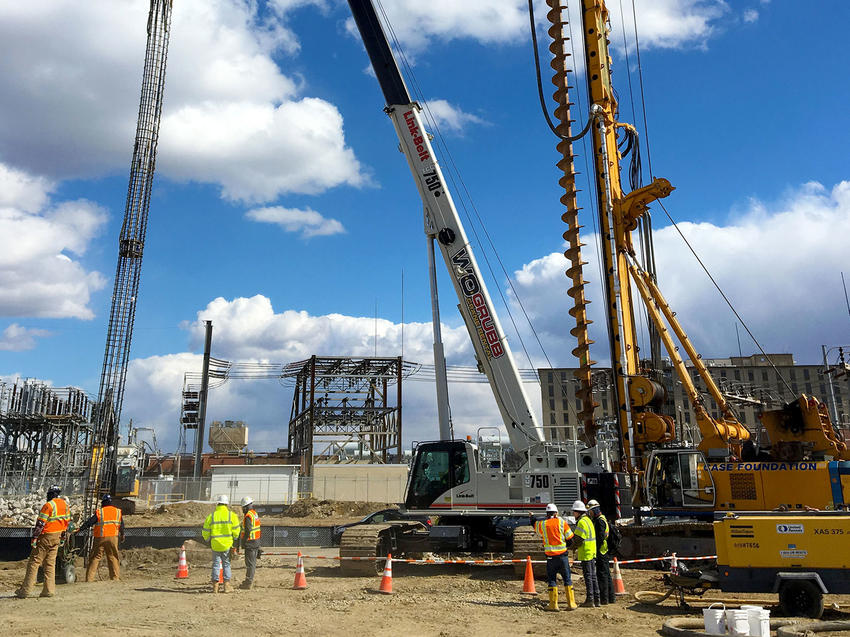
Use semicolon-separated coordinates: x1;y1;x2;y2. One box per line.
2;548;850;636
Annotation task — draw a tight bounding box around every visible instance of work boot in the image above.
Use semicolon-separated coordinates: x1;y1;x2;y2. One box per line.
39;591;54;598
545;586;560;612
580;599;595;608
212;582;220;594
564;585;578;610
239;580;253;590
223;581;233;593
14;589;28;599
594;599;601;608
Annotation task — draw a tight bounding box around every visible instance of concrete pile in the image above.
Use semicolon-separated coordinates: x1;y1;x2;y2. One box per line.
0;491;84;527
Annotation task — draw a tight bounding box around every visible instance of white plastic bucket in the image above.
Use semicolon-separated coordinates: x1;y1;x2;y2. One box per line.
746;607;770;637
726;608;750;636
703;602;726;635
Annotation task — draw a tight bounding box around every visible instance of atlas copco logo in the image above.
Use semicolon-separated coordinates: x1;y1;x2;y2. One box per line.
403;110;430;162
451;248;504;359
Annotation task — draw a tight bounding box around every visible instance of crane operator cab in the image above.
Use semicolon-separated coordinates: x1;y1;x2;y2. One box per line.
645;449;716;513
405;441;472;511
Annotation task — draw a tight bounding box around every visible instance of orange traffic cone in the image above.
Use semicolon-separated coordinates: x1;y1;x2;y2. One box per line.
378;554;393;595
293;552;307;590
218;568;224;584
612;557;627;596
521;555;537;595
175;545;189;579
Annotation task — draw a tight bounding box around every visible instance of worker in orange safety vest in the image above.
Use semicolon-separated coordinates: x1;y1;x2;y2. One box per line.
77;494;125;581
236;496;261;590
529;503;578;611
15;485;71;598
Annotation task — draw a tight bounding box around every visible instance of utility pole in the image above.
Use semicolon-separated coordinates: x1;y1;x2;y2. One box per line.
193;320;213;480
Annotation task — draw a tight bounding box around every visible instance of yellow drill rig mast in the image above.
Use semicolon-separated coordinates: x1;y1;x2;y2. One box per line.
548;0;849;525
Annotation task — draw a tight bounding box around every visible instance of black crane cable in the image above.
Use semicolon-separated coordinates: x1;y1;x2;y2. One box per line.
527;0;592;142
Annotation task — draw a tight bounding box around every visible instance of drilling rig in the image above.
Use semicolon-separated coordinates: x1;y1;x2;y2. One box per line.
547;0;849;556
85;0;173;516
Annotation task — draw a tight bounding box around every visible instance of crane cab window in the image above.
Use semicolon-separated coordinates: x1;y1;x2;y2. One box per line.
405;442;471;509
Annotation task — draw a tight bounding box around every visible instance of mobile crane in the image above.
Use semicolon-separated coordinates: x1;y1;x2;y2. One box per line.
341;0;850;567
339;0;612;573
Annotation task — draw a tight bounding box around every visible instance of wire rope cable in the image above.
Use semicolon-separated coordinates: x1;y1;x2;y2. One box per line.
656;200;794;394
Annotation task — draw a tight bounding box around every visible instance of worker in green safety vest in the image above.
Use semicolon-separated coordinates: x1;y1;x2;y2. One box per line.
202;494;241;593
571;499;599;608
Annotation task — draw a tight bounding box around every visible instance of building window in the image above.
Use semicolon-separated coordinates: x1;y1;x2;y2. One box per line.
549;399;555;410
548;384;554;397
804;368;810;381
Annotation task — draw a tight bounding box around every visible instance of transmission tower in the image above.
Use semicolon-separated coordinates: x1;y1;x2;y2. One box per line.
87;0;173;511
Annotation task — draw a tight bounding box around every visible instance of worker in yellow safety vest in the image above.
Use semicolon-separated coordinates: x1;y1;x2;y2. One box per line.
588;499;614;605
77;494;125;581
16;485;71;598
572;499;599;607
237;496;261;590
529;503;578;611
202;494;241;593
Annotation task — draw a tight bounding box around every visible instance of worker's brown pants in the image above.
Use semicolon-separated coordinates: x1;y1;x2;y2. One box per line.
17;532;62;597
86;536;121;581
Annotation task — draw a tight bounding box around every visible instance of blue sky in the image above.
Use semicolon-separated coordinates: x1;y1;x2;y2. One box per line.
1;0;849;452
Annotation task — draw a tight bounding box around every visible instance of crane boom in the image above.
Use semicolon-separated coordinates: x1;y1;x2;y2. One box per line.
86;0;173;512
347;0;543;451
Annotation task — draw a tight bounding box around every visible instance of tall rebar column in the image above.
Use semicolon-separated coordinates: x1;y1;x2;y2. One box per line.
88;0;173;510
547;0;598;443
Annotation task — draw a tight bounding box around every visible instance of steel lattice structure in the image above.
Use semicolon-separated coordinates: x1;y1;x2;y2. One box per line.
286;357;416;474
0;380;94;495
88;0;173;510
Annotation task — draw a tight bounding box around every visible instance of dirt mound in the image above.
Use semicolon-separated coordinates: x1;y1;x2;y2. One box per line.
128;501;218;526
283;499;395;519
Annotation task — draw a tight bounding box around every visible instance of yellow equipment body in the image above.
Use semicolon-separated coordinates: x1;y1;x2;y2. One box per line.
715;511;850;594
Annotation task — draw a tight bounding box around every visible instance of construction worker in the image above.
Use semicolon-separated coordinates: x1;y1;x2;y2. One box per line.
15;485;70;598
529;503;577;611
202;494;241;593
237;496;261;590
77;494;125;581
571;499;600;607
587;499;613;605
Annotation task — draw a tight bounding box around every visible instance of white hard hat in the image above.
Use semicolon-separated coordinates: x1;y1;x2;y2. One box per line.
217;494;229;505
545;503;558;514
240;496;253;507
587;499;601;509
571;499;587;513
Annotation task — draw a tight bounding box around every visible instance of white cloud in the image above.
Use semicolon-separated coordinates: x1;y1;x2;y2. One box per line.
120;294;523;450
356;0;729;54
0;163;107;319
742;9;759;23
245;206;345;237
0;324;51;351
424;99;486;134
0;0;365;204
510;180;850;367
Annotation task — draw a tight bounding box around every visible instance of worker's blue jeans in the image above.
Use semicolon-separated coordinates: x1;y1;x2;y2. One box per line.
545;553;572;588
211;550;232;583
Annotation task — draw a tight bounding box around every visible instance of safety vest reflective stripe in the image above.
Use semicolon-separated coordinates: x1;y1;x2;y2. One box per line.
203;506;240;551
576;515;597;561
94;506;122;538
41;498;70;533
244;510;261;540
534;517;573;556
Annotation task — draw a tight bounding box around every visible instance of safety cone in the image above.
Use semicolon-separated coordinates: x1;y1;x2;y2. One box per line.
521;556;537;595
218;568;224;584
175;545;189;579
377;554;393;595
293;552;307;590
612;557;627;596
